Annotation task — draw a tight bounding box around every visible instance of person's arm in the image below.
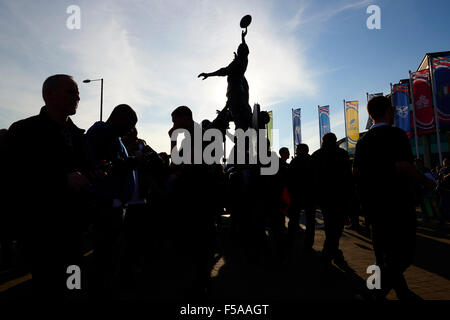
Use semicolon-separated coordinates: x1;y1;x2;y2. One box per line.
242;28;247;45
198;67;229;80
395;161;435;189
392;128;435;189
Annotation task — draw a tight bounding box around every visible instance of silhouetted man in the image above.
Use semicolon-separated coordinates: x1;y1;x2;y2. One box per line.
279;147;290;165
7;74;91;298
354;96;434;300
288;143;317;253
277;147;291;216
167;106;216;298
278;147;290;184
198;29;252;130
312;133;352;264
169;105;201;163
86;104;138;296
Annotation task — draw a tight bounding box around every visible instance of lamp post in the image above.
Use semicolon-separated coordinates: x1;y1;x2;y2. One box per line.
83;78;103;121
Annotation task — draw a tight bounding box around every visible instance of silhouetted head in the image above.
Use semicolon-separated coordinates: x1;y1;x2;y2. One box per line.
322;132;337;149
201;119;212;130
42;74;79;117
107;104;138;136
171;105;193;129
237;43;249;58
296;143;309;156
444;157;449;168
367;95;394;125
279;147;290;161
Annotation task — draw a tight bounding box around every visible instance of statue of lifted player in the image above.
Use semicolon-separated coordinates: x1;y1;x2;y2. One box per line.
198;15;253;131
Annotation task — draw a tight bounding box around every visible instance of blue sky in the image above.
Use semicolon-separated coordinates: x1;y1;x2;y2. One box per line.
0;0;449;155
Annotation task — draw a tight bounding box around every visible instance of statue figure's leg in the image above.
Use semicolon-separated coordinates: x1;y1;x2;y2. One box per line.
229;101;252;131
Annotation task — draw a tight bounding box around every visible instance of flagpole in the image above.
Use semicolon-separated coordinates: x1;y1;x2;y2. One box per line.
292;108;295;154
343;99;348;151
299;108;302;144
409;70;420;158
318;105;321;147
390;83;395;127
428;55;443;165
366;92;371;130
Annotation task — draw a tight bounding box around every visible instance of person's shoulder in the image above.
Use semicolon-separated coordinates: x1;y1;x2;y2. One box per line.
289;157;299;168
357;131;370;142
86;122;114;146
336;147;350;158
86;121;109;135
389;126;409;137
311;149;323;160
8;114;41;133
67;118;85;135
384;127;411;146
372;125;405;136
355;134;366;148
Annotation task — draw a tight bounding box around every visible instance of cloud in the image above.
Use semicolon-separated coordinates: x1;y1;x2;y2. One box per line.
0;0;318;154
287;0;373;30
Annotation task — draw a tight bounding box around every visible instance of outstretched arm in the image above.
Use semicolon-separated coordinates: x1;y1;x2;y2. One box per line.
241;28;247;45
198;67;228;80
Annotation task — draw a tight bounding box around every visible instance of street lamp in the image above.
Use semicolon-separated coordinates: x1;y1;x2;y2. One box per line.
83;78;104;121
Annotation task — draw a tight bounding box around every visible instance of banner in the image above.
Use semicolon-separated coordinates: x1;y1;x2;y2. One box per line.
365;93;383;129
392;84;412;137
411;69;435;134
267;111;273;150
292;108;302;149
345;101;359;150
318;105;330;145
431;56;450;128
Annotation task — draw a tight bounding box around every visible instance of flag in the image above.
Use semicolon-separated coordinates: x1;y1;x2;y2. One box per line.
431;56;450;128
366;93;383;129
392;84;412;137
267;111;273;150
345;101;359;150
318;105;330;145
292;108;302;149
411;69;435;134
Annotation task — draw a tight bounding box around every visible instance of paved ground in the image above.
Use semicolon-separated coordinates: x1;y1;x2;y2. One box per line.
311;215;450;300
0;211;449;300
206;213;450;301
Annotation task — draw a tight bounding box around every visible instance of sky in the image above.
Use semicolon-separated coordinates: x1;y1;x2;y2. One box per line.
0;0;449;156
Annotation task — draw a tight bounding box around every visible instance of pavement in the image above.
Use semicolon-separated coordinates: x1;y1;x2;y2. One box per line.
205;213;450;301
0;210;449;301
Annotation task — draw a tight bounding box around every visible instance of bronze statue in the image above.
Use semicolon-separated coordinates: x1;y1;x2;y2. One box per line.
198;15;253;130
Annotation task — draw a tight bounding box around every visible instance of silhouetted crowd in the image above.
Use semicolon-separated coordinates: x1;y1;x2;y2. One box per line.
0;75;448;301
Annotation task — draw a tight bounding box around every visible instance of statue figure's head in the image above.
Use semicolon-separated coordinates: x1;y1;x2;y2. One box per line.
237;43;249;58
